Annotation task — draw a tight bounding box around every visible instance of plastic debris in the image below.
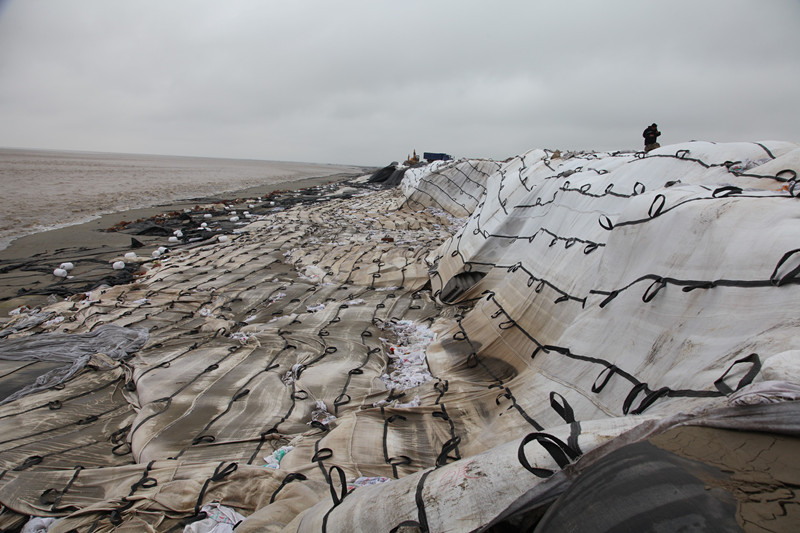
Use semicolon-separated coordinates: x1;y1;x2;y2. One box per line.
309;400;336;426
112;261;125;270
184;502;245;533
59;262;74;271
53;268;68;278
263;445;294;469
379;320;435;391
281;363;304;385
20;516;55;533
43;315;65;328
347;476;391;491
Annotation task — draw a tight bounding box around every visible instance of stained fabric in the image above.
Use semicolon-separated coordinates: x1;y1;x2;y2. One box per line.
0;142;798;531
0;325;147;405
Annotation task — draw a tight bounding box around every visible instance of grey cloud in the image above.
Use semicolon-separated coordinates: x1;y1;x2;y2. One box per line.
0;0;798;165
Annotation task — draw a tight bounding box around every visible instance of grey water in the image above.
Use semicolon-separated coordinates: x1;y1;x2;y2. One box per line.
0;147;364;250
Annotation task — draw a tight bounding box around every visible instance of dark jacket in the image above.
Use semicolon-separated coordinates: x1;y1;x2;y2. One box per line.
643;125;661;145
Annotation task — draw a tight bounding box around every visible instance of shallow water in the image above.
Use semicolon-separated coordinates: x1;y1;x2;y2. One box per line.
0;148;365;250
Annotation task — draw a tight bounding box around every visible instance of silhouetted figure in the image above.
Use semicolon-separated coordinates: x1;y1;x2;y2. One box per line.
643;123;661;152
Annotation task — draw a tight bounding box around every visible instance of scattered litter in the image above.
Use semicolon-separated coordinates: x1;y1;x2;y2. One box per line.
269;292;286;305
309;400;336;426
346;299;365;305
218;236;229;243
306;303;325;313
264;445;294;469
43;315;65;328
112;261;125;270
373;394;420;409
124;252;137;259
230;331;253;344
53;268;68;278
282;363;304;385
20;516;55;533
347;477;391;491
728;158;771;173
184;502;245;533
379;320;435;391
59;262;74;271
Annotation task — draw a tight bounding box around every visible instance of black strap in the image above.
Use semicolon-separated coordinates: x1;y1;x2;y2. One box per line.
435;436;462;467
622;383;649;415
312;448;333;462
712;185;743;198
714;353;761;395
269;473;307;504
192;435;215;445
770;249;800;286
194;462;238;515
549;391;575;423
232;389;250;401
327;465;348;506
591;365;617;393
518;432;580;478
642;278;666;302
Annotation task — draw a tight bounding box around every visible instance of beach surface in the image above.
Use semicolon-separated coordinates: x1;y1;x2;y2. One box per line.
0;148;370;251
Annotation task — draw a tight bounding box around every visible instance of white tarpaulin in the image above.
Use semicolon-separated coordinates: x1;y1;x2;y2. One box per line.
0;141;798;531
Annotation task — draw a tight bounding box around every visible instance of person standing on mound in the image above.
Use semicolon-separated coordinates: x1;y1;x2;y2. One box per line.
643;123;661;152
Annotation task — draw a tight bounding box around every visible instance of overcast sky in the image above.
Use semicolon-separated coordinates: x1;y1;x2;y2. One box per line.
0;1;798;166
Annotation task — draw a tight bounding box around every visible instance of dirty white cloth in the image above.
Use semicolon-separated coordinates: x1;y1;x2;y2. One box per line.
21;516;55;533
184;503;246;533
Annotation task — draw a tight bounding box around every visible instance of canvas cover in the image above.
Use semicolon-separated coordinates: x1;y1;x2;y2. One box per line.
0;141;798;532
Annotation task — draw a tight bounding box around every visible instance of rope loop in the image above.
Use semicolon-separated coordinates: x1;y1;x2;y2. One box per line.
714;353;761;395
648;194;666;218
770;248;800;286
712;185;743;198
642;278;667;302
517;432;580;478
327;465;349;506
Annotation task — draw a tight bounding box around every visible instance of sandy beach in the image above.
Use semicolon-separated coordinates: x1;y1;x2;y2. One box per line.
0;144;798;532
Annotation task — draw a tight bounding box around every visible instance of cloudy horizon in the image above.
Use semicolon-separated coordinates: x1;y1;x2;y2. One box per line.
1;0;798;166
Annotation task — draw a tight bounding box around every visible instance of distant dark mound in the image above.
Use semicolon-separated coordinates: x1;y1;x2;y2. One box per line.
368;163;407;187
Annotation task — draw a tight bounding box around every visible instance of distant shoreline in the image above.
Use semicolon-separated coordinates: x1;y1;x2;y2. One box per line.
0;147;375;253
0;171;368;315
0;146;370;168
